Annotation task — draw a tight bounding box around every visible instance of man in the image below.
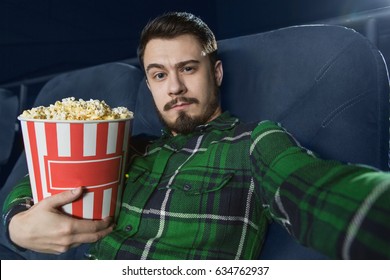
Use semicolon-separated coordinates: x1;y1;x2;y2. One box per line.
2;12;390;259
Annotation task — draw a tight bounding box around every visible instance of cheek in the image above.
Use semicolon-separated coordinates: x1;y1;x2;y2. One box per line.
150;86;166;108
153;96;166;111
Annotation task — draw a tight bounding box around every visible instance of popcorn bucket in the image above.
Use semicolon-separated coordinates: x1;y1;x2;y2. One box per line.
18;117;131;220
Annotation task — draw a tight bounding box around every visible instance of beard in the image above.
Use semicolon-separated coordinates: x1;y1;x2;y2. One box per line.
157;88;220;135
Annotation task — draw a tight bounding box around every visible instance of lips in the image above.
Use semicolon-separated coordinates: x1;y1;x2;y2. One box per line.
164;97;199;111
171;102;191;109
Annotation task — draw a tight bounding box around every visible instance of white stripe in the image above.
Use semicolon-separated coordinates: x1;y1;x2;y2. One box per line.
250;130;284;155
107;122;118;154
35;122;50;198
342;181;390;259
57;123;71;156
235;177;256;259
182;148;207;153
122;203;259;230
123;204;143;213
102;188;112;218
83;192;94;219
210;131;252;145
83;123;97;156
21;121;38;203
145;144;176;156
62;203;72;216
141;188;172;260
144;147;162;156
145;132;251;156
141;135;204;259
274;187;291;226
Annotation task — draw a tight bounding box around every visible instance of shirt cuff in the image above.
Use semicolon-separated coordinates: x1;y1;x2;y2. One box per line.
2;197;34;252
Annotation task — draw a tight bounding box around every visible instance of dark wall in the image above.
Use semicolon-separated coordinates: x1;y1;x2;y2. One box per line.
215;0;390;37
1;0;390;86
0;0;218;85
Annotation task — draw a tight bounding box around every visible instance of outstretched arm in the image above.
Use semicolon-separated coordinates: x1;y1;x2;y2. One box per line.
250;121;390;259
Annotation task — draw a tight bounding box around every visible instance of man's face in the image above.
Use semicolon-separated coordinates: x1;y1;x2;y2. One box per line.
143;34;223;135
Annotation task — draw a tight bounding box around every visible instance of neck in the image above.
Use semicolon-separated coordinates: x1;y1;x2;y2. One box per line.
171;107;222;136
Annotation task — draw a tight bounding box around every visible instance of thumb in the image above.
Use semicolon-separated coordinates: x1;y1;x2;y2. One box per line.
44;187;84;209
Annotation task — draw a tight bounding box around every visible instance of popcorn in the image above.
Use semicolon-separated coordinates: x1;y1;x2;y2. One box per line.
20;97;134;120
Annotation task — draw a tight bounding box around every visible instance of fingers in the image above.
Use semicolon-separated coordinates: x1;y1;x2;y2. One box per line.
47;222;114;254
65;215;114;236
43;187;84;209
69;216;114;234
67;218;115;245
9;192;115;255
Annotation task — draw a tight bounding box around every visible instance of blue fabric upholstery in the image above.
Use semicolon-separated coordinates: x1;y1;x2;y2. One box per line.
219;25;389;169
216;25;390;259
0;89;19;188
0;25;388;260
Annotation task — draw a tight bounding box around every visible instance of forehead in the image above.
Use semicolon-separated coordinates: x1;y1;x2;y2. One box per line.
143;34;204;66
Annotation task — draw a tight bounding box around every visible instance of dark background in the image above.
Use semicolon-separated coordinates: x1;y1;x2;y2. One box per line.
1;0;390;86
1;0;390;189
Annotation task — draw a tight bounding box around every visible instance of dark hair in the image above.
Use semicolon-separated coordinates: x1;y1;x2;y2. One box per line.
137;12;218;70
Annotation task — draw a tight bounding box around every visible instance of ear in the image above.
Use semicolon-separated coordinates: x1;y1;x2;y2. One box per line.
145;78;151;90
214;60;223;86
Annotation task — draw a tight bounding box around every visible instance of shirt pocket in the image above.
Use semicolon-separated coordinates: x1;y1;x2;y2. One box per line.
127;165;149;183
163;167;235;195
123;166;154;205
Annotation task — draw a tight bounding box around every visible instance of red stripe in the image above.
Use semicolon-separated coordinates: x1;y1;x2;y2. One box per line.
72;198;83;219
45;123;58;159
27;122;44;201
116;121;125;154
96;123;109;156
70;123;84;159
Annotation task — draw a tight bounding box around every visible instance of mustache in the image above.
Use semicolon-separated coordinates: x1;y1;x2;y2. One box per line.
163;97;199;111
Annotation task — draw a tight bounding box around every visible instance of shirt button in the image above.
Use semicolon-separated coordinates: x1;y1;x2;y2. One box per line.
125;225;133;232
84;253;97;260
183;184;192;191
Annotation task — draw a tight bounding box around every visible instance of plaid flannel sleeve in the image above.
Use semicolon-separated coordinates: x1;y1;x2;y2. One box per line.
250;120;390;259
2;175;33;250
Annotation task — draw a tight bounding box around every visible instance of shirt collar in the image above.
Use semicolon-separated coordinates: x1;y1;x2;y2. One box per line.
161;111;239;138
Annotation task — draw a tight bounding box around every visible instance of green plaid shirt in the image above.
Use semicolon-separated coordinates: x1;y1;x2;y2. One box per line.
3;112;390;259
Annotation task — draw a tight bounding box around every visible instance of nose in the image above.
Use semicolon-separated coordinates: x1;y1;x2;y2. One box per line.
168;72;186;96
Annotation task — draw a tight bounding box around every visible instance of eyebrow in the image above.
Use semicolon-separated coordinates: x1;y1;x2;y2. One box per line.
145;59;200;73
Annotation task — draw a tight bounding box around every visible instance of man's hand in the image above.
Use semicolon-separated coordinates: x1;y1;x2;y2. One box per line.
8;187;115;254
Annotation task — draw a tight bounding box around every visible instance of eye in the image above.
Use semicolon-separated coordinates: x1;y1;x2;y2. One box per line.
152;72;166;81
181;66;196;74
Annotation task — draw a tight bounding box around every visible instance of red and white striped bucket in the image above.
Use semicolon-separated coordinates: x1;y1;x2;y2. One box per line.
18;117;131;220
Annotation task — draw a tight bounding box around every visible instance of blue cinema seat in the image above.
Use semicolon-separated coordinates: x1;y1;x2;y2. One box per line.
217;25;389;259
0;88;19;189
0;25;389;259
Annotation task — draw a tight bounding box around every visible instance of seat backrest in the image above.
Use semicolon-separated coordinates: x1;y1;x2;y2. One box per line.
0;88;19;188
217;25;390;259
219;25;389;170
32;62;144;110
